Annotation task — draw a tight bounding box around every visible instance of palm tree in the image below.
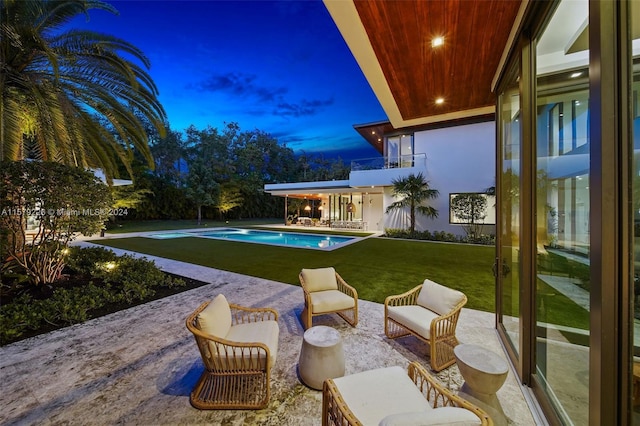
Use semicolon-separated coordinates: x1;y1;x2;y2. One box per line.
385;172;439;233
0;0;166;179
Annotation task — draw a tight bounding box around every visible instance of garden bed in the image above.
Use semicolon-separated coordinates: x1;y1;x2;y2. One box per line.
0;247;209;346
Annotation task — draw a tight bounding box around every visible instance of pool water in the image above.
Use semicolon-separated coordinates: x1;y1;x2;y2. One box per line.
196;228;355;249
147;232;193;239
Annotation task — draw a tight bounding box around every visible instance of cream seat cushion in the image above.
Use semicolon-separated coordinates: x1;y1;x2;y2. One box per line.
225;320;280;367
378;407;481;426
331;366;430;425
301;267;338;292
386;305;440;339
417;279;465;316
310;289;355;313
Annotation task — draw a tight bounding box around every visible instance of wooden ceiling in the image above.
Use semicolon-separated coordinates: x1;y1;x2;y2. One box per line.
325;0;522;127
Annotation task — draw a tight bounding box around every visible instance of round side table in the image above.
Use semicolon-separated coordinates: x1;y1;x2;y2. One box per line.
454;344;509;423
298;325;345;390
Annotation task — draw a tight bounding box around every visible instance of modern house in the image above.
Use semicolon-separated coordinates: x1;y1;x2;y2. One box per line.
280;0;634;424
265;116;496;234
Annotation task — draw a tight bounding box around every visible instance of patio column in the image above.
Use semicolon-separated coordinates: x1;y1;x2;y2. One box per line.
284;195;288;225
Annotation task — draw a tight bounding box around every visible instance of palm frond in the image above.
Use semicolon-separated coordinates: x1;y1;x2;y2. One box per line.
0;0;166;179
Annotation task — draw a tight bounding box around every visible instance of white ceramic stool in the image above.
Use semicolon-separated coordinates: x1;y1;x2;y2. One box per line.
454;344;509;423
298;325;345;390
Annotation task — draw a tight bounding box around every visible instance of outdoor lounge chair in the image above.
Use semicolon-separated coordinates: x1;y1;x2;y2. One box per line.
299;267;358;330
384;279;467;372
185;294;279;409
322;361;492;426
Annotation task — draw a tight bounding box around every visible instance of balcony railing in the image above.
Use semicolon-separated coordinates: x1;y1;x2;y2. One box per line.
350;153;427;171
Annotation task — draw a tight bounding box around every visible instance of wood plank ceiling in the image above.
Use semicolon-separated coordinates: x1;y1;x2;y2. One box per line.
352;0;521;122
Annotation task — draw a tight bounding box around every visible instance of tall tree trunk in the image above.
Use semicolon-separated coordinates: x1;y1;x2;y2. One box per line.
410;200;416;232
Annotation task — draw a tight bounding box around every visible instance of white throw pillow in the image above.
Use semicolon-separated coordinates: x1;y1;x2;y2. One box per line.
416;279;465;316
378;407;481;426
301;267;338;292
197;294;232;338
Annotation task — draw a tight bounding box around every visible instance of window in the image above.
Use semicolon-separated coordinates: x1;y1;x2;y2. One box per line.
385;134;414;168
449;192;496;225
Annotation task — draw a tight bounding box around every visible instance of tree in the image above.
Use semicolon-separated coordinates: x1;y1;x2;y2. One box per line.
385;173;439;233
450;193;488;240
184;159;219;225
216;184;243;220
0;0;166;179
0;161;112;286
150;128;185;185
183;126;228;224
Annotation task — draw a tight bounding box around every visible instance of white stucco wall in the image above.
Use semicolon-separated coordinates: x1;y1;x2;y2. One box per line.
362;193;384;231
383;120;496;236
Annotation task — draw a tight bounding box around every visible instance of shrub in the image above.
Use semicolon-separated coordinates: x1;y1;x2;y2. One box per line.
65;246;118;276
46;284;117;325
383;228;495;245
0;161;113;286
99;255;185;303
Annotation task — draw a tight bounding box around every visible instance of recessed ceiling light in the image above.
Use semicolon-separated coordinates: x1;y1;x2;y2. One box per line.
432;37;444;47
371;131;376;134
435;98;444;105
570;72;582;78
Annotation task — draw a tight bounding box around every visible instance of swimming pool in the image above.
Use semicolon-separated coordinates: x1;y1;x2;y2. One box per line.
146;228;358;250
195;228;356;250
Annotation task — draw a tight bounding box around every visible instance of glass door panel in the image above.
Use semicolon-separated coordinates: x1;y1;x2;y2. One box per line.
631;1;640;421
498;62;522;357
534;1;590;423
400;135;413;167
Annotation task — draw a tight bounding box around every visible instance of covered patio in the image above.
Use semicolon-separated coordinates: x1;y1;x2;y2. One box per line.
0;245;538;425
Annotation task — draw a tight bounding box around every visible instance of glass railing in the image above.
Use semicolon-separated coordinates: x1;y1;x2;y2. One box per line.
350;153;426;171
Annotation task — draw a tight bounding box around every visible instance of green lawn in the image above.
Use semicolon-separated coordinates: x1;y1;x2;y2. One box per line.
94;235;496;311
92;234;590;329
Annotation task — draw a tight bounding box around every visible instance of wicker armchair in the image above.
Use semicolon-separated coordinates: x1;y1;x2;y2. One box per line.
385;279;467;371
322;361;492;426
185;294;279;409
299;267;358;330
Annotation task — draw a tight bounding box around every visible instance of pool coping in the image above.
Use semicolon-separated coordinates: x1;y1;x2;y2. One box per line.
92;225;378;251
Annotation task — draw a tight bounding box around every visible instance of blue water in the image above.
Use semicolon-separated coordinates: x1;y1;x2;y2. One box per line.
148;232;192;239
194;228;355;249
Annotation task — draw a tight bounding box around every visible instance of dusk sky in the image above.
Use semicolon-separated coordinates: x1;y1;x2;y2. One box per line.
72;0;386;161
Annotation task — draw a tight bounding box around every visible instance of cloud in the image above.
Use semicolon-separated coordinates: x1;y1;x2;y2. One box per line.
191;72;334;119
273;98;334;118
194;72;288;103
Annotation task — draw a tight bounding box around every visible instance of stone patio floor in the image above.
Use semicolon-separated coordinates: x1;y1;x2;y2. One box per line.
0;241;542;425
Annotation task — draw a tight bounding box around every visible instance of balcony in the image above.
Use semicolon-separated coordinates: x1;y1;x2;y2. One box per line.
349;153;427;187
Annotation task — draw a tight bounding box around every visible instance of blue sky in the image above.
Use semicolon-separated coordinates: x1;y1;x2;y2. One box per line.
73;0;386;161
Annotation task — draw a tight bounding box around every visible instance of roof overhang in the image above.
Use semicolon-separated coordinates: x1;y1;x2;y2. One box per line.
265;179;384;197
323;0;521;128
354;114;495;155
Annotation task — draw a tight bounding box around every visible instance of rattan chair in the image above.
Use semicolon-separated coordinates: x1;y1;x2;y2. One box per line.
322;361;492;426
384;279;467;371
299;267;358;330
186;294;279;409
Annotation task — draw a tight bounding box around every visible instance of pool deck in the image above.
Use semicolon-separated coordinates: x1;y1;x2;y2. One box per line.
0;231;543;425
